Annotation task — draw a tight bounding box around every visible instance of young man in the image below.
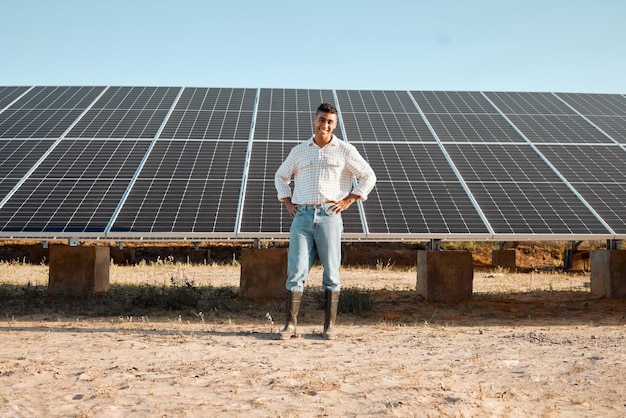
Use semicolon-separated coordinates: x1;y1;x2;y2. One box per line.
274;102;376;340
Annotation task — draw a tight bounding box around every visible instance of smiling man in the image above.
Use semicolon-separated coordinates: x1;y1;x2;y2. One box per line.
274;102;376;340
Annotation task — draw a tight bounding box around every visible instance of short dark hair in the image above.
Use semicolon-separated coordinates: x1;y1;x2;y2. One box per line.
316;102;338;115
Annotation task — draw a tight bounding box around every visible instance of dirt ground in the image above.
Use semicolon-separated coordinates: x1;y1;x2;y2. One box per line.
1;259;626;417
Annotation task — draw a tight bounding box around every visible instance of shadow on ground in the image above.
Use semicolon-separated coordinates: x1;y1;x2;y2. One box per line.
1;283;624;328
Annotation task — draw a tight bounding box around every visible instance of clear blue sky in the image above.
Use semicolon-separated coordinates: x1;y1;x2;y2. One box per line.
2;0;625;93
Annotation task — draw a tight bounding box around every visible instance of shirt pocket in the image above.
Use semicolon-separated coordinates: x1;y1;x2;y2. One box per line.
296;158;315;172
322;158;345;181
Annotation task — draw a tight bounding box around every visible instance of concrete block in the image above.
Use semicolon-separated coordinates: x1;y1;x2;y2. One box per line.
240;248;288;301
492;249;516;271
417;250;473;303
590;250;626;298
48;245;110;297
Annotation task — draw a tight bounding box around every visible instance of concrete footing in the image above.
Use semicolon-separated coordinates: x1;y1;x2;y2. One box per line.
492;249;516;271
590;250;626;298
416;250;473;302
240;248;288;301
48;245;110;297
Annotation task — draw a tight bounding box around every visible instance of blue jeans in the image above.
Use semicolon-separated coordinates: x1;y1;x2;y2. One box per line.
286;203;343;292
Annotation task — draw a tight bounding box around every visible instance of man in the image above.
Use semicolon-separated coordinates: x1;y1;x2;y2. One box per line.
274;102;376;340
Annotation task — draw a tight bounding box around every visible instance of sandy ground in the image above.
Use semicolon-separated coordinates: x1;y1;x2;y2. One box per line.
1;263;626;417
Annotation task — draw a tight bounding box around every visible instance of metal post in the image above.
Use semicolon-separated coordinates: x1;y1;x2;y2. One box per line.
429;239;441;251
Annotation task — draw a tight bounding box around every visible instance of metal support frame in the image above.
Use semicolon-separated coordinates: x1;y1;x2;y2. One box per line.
563;240;584;270
607;239;622;250
428;239;441;251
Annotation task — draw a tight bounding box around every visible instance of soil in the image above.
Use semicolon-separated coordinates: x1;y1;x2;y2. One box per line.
1;242;625;417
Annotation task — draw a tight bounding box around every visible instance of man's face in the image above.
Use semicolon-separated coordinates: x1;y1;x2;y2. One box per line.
313;111;337;141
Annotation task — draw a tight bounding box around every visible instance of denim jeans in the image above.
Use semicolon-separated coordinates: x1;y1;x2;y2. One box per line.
286;203;343;292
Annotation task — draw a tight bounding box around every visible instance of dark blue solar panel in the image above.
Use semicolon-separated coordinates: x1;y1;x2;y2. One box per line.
0;86;31;110
0;86;105;138
160;88;256;140
0;140;150;233
66;87;179;139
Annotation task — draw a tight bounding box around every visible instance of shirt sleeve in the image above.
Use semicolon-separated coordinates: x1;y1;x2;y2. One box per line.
274;148;296;201
346;145;377;201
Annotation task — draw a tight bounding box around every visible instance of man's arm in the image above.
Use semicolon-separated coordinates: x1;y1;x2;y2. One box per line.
275;149;296;199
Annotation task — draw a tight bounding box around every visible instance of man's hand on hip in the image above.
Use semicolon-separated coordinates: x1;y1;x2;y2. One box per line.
282;198;300;218
330;194;360;214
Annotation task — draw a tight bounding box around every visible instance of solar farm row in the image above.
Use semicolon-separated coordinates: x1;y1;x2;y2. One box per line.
0;86;625;241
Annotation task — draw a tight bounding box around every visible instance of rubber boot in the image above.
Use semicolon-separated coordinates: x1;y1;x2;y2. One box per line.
322;290;340;340
277;290;302;340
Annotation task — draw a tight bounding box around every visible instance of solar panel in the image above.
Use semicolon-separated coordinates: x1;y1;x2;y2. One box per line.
0;86;625;241
0;139;55;199
353;142;489;237
160;87;256;140
253;88;337;140
555;93;626;144
445;143;610;236
110;88;256;238
485;91;616;144
412;91;612;238
411;91;497;114
337;90;490;238
239;141;296;235
536;144;626;235
337;90;433;143
66;87;180;139
110;140;248;236
555;93;626;116
0;139;150;234
484;91;576;115
0;86;31;110
338;90;420;113
0;86;105;138
412;91;525;144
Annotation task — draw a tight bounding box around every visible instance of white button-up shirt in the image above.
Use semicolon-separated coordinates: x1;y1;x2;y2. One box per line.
275;135;376;205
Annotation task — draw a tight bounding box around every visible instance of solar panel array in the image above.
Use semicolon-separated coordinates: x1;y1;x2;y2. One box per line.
0;86;625;241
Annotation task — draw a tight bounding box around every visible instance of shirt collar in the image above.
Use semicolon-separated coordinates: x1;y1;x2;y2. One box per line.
308;135;338;147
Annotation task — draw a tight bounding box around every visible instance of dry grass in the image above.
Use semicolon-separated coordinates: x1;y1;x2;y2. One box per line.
0;258;602;326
